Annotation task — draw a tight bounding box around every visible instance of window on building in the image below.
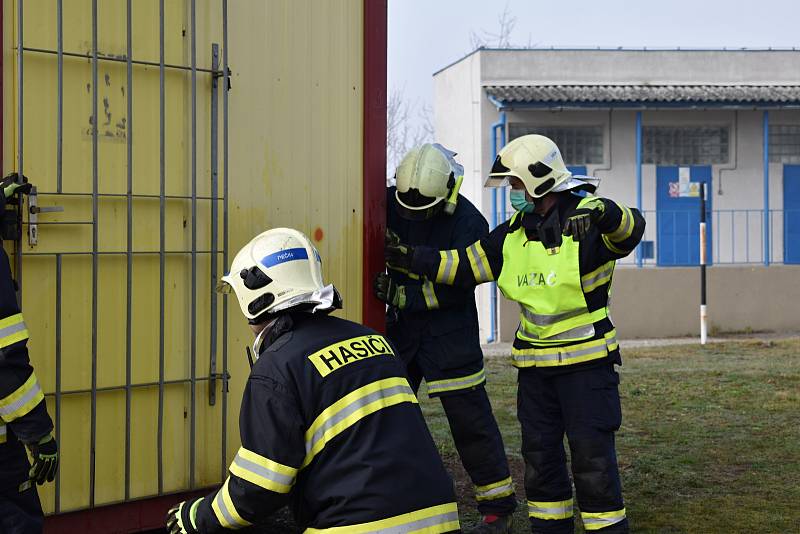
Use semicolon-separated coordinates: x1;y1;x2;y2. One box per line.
769;125;800;164
508;125;604;165
643;126;729;165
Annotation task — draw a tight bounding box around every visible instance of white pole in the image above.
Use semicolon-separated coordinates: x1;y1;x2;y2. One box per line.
699;190;708;345
699;182;708;345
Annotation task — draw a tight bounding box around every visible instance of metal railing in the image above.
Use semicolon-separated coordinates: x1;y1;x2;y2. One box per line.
617;209;799;266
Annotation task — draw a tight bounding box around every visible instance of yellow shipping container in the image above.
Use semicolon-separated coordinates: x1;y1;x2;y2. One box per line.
1;0;387;530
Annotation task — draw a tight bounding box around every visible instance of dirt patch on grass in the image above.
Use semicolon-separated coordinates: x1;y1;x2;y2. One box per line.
442;453;526;519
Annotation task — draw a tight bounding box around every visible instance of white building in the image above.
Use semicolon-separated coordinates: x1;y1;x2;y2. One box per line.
433;48;800;341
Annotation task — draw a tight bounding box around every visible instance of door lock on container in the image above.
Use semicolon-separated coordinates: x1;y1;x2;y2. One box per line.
28;186;65;247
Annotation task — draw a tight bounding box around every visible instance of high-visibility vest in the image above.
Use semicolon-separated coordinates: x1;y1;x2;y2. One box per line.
498;197;615;366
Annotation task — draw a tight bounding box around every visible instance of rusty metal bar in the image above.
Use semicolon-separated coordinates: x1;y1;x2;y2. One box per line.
124;0;134;502
221;0;230;481
209;43;219;407
33;191;222;200
21;251;222;256
54;254;62;512
15;0;24;302
56;0;63;194
157;0;166;496
43;376;218;397
89;0;99;508
54;0;64;510
189;0;198;490
21;46;223;74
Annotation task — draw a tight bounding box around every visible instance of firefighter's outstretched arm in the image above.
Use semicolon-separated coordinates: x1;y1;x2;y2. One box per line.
385;224;506;290
168;375;305;533
0;247;58;485
589;198;646;259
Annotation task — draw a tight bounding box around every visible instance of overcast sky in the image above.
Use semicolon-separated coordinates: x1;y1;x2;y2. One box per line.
388;0;800;134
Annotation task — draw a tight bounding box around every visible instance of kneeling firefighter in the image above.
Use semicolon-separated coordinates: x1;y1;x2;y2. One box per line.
0;175;59;534
385;135;645;533
374;144;516;533
167;228;460;533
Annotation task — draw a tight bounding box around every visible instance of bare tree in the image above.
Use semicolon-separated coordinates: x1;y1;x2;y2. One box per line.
386;86;434;180
386;4;532;180
470;3;534;50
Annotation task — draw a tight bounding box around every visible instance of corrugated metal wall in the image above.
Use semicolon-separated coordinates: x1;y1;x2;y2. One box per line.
224;0;366;500
3;0;365;517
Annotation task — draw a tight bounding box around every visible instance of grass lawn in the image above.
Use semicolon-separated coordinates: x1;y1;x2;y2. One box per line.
420;339;800;533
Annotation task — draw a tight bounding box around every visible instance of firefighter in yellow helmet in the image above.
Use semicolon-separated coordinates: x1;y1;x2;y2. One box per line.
0;175;59;534
166;228;460;533
375;143;516;533
385;135;645;533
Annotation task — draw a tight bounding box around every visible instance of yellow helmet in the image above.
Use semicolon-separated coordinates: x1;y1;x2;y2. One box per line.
485;134;571;198
395;143;463;220
217;228;341;322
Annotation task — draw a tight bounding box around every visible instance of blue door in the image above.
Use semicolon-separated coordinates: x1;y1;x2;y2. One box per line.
784;165;800;264
656;166;713;266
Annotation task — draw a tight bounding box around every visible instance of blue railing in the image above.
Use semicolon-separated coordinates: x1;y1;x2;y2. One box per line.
494;198;798;266
616;209;799;267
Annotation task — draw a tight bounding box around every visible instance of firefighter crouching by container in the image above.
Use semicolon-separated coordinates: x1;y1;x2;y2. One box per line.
385;135;645;534
167;228;460;534
0;176;59;534
374;144;516;534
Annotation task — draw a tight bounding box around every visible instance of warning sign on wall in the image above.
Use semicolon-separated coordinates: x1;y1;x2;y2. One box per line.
668;181;701;198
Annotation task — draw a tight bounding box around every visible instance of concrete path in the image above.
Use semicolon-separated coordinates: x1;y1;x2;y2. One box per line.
481;331;800;357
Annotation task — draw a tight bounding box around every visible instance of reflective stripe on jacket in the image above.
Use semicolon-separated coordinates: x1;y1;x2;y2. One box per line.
498;197;613;365
193;314;459;533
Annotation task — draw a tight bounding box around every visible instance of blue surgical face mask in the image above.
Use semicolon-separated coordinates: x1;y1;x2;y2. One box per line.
510;190;534;213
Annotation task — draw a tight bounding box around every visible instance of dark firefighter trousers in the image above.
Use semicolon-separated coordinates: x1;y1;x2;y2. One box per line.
405;352;516;517
0;444;43;534
518;363;628;533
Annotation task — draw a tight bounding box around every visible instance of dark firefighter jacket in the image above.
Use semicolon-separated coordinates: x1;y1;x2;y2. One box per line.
386;187;488;359
0;247;54;491
410;192;646;375
194;313;459;533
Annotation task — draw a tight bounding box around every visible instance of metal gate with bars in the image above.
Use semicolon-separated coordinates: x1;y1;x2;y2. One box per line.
7;0;231;516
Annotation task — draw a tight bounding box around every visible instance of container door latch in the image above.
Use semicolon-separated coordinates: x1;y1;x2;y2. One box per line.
28;186;65;247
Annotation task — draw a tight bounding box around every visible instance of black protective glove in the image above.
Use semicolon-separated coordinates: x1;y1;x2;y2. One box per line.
27;434;58;485
385;229;415;271
373;272;407;309
1;173;33;198
562;198;605;241
166;498;202;534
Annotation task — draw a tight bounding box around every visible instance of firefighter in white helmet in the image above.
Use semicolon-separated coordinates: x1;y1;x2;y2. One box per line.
385;134;646;534
375;144;516;533
166;228;460;534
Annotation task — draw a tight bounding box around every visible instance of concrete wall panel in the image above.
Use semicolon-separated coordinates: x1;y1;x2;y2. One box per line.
499;266;800;341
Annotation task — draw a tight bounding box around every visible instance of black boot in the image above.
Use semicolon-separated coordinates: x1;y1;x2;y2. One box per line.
464;514;513;533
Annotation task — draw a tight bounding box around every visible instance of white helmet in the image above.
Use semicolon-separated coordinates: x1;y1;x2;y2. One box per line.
485;134;572;198
217;228;341;322
395;143;464;219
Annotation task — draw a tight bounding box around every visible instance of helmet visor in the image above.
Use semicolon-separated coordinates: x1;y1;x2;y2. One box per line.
485;154;514;187
396;188;439;209
394;198;443;220
394;189;444;220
